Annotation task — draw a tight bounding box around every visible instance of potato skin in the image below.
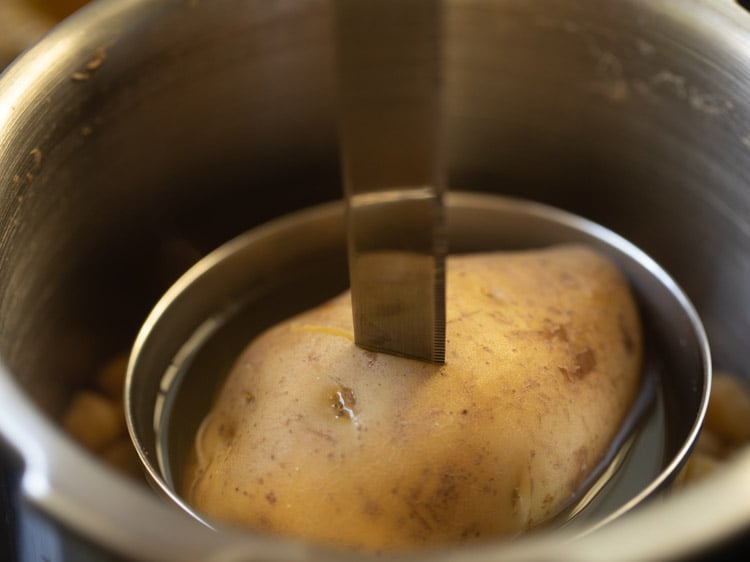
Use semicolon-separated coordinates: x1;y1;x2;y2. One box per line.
184;244;642;550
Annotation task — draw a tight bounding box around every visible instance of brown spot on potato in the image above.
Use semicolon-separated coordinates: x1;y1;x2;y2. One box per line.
561;347;597;380
574;348;597;377
305;427;337;444
365;351;378;367
217;422;236;440
363;499;382;518
257;515;274;531
406;501;433;533
328;386;357;420
543;321;569;342
435;472;459;504
460;524;482;540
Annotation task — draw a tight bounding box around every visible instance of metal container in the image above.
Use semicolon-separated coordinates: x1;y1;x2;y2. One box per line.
1;0;749;560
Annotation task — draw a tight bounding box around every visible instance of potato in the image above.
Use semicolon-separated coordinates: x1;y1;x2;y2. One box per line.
183;244;643;550
62;391;125;452
94;353;128;403
703;371;750;445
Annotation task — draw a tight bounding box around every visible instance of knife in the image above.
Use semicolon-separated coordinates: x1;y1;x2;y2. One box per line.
335;0;446;363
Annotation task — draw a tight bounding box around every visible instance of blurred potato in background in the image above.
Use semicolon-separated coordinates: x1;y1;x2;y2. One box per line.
29;0;91;20
0;0;90;68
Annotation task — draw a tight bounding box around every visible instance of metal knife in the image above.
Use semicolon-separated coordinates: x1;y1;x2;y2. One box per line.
335;0;446;363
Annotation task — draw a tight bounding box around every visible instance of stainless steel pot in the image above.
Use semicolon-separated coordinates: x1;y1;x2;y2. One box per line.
1;0;750;560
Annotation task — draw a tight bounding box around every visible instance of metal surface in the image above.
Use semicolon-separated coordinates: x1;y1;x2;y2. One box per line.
0;0;749;560
336;0;446;362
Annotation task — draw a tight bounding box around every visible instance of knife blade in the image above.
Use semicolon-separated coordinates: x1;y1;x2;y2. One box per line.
335;0;446;363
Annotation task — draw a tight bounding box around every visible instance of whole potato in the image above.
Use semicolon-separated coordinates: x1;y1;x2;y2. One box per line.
184;244;642;550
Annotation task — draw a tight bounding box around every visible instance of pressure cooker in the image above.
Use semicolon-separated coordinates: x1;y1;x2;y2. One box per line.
2;0;750;560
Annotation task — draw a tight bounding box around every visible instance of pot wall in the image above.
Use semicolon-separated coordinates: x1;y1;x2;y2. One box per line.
0;0;749;560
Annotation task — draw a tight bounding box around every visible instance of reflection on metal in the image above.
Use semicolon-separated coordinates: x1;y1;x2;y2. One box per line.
335;0;447;363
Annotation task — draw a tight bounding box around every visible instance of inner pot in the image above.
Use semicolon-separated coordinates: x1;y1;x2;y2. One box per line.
1;0;750;560
125;193;707;543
